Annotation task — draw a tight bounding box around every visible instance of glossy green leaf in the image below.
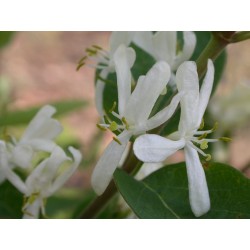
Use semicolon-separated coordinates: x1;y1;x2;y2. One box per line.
0;180;23;218
114;162;250;218
0;99;87;127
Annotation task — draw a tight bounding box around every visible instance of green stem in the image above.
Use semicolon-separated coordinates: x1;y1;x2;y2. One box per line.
230;32;250;43
80;144;140;218
196;32;236;78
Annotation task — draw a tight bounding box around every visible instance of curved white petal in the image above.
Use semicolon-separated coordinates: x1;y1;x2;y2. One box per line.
152;31;177;67
22;197;42;219
48;147;82;196
184;144;210;217
144;92;182;131
132;31;155;56
110;32;134;55
113;45;136;116
176;61;199;134
27;139;57;152
133;134;185;162
124;61;171;124
197;59;215;124
91;131;131;195
173;31;196;70
21;105;57;142
11;144;34;169
95;69;109;118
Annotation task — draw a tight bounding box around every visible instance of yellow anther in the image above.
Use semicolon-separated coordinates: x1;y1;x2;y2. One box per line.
198;132;208;140
200;140;208;150
86;48;98;56
199;118;205;130
78;56;87;64
211;122;218;132
76;62;85;71
96;124;107;131
122;117;129;130
206;154;211;161
92;45;102;50
113;136;122;145
109;121;118;131
109;101;117;113
219;137;232;142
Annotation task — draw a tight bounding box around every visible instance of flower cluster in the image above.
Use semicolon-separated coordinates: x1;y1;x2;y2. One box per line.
0;105;82;218
89;31;219;217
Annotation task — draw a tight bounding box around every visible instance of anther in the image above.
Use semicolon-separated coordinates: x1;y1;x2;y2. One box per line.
211;122;218;132
205;154;211;161
96;124;107;131
219;137;232;142
121;117;129;130
113;136;122;145
200;140;208;150
198;132;207;140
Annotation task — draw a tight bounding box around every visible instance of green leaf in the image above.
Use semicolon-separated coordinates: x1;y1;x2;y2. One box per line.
0;181;23;218
0;99;87;127
0;32;15;49
114;162;250;218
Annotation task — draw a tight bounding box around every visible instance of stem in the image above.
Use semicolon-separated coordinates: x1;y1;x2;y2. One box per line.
80;143;139;218
196;32;236;78
230;32;250;43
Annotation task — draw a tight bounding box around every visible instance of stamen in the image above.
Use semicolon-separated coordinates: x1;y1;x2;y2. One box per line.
198;132;208;140
211;122;218;132
109;101;117;113
188;142;207;157
109;121;118;131
96;124;107;131
206;154;211;161
113;136;122;145
122;117;129;130
200;140;208;150
219;137;232;142
111;111;122;120
76;62;85;71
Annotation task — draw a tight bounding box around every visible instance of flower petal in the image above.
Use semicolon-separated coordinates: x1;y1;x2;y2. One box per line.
110;32;133;55
133;134;185;162
176;61;199;134
11;144;34;169
21;105;57;142
124;61;171;124
48;146;82;196
143;92;182;131
197;59;215;124
91;131;131;195
22;197;42;219
152;32;177;67
173;31;196;70
113;45;136;116
184;144;210;217
95;69;109;118
132;31;155;56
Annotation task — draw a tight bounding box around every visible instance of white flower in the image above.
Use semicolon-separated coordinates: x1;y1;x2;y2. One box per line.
21;146;82;219
9;105;63;169
133;59;215;217
81;32;134;117
132;31;196;71
91;45;182;195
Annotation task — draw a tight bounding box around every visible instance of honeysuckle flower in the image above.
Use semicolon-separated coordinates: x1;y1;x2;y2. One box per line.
134;59;215;217
132;31;196;71
78;32;135;117
9;105;63;169
20;146;82;219
91;45;182;195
